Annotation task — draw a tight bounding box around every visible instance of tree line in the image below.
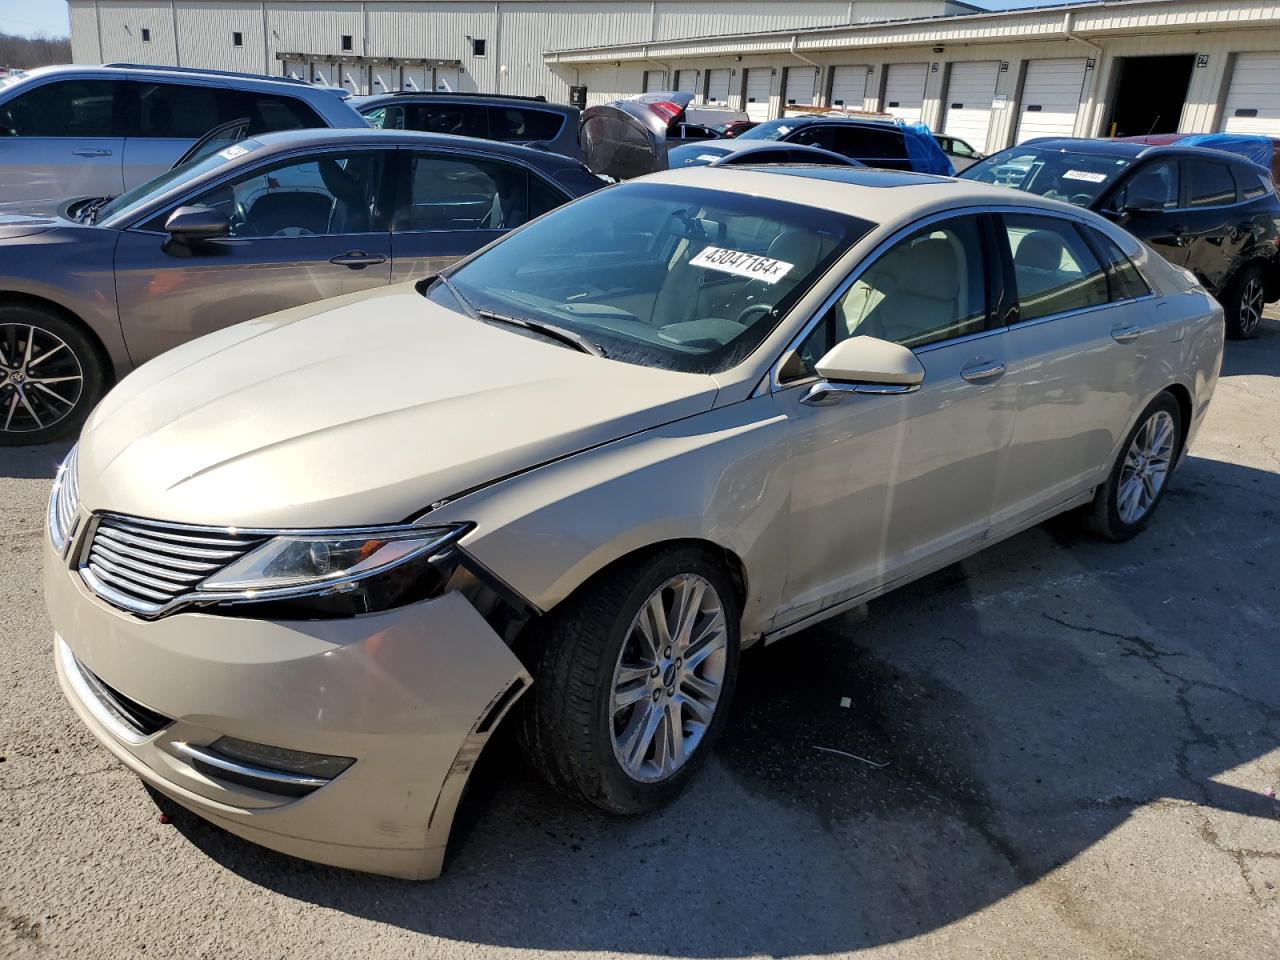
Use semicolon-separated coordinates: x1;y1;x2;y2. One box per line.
0;33;72;71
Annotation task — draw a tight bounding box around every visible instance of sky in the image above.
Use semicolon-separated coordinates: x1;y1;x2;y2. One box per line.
0;0;1074;41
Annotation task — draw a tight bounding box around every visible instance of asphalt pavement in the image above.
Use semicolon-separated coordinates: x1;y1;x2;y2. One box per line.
2;311;1278;959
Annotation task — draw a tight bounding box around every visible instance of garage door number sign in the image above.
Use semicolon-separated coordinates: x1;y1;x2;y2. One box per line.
691;246;795;284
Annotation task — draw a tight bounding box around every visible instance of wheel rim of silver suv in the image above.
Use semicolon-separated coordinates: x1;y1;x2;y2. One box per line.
610;574;728;783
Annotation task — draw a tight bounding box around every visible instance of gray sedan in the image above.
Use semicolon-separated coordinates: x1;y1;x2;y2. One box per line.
0;128;602;444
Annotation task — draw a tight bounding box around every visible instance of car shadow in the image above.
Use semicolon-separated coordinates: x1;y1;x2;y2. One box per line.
1220;315;1280;378
0;439;72;479
155;449;1280;956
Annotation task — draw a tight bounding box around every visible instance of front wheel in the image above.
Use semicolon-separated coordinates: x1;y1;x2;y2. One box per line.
1223;264;1266;340
1088;393;1182;541
0;306;106;446
518;547;741;814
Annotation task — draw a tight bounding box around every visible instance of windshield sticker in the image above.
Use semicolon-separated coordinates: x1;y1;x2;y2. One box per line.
690;245;794;285
217;144;250;160
696;154;723;162
1062;169;1107;183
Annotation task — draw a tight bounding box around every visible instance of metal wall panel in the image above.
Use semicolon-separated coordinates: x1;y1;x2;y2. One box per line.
174;2;269;75
653;1;850;42
266;1;364;59
68;0;102;63
497;2;651;99
96;0;178;64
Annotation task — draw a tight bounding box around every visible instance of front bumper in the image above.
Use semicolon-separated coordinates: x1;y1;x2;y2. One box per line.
44;531;530;880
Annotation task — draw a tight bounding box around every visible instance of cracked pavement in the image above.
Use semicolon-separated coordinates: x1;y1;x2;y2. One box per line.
2;312;1279;959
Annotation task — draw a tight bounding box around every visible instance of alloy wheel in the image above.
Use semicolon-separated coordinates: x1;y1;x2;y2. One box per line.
1238;276;1264;337
0;323;85;436
1117;409;1176;525
610;574;728;783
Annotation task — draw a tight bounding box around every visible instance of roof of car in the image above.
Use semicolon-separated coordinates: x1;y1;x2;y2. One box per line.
350;92;576;113
645;165;1073;222
239;126;584;166
998;137;1273;171
11;63;344;97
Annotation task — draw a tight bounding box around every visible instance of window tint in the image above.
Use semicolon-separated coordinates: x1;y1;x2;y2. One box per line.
189;151;386;238
404;103;488;138
1090;230;1151;302
135;82;222;138
1232;165;1270;201
834;126;907;162
1003;214;1108;322
221;91;324;134
528;175;567;219
400;153;530;231
1107;159;1179;212
788;126;836;151
794;216;988;371
489;107;562;142
1186;160;1236;207
0;79;124;137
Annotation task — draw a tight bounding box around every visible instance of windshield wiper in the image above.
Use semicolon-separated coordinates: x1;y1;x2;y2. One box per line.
78;195;115;224
476;310;607;358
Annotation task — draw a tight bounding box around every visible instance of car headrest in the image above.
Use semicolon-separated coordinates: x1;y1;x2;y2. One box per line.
901;237;958;301
766;229;822;268
1014;230;1067;272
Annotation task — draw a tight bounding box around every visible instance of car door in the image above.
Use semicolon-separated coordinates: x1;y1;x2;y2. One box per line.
1098;157;1186;267
1180;156;1246;294
122;80;226;189
113;147;393;365
993;212;1150;530
389;149;569;282
771;213;1016;624
0;77;127;202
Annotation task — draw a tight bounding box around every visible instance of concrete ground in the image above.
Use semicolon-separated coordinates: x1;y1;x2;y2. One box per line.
3;313;1279;960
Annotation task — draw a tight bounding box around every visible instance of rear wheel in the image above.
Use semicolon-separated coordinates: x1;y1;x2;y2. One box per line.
518;547;740;814
1089;393;1181;541
1223;264;1266;340
0;305;105;446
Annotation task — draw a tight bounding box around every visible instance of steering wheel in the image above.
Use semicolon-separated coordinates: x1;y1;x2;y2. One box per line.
1069;193;1094;207
272;226;316;238
735;303;774;326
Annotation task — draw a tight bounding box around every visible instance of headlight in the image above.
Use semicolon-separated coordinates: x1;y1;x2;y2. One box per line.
47;443;80;552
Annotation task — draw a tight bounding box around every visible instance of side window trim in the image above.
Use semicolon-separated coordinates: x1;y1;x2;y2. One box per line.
770;209;999;390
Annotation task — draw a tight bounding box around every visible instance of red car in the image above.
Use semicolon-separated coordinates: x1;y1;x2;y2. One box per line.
712;120;758;139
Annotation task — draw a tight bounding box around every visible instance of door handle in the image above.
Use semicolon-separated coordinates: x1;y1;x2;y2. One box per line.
329;251;387;268
960;359;1005;383
71;148;112;157
1111;323;1143;343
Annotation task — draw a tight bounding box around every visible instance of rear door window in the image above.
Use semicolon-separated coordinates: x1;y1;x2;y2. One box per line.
1185;160;1237;207
787;125;836;151
399;153;531;231
1231;164;1271;201
833;126;907;162
0;79;126;137
488;107;563;142
1086;228;1152;302
1002;214;1109;322
220;91;325;134
134;82;222;138
406;103;488;138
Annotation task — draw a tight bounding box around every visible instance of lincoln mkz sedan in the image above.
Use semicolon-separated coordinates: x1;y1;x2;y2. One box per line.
46;168;1223;880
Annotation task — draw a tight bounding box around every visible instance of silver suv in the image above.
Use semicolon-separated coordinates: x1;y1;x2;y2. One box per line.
0;64;368;203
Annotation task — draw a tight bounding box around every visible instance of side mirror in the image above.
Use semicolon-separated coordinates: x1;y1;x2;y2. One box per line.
802;335;925;406
164;205;230;241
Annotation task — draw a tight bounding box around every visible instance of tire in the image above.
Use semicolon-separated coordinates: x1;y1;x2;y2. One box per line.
0;304;105;446
1088;392;1182;541
1223;263;1266;340
518;546;741;815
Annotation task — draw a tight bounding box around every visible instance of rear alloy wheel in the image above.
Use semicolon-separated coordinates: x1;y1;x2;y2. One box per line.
0;307;105;446
1224;264;1266;340
519;547;740;814
1089;393;1181;541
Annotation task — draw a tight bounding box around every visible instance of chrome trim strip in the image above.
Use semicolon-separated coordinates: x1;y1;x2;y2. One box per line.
56;637;151;746
172;741;330;790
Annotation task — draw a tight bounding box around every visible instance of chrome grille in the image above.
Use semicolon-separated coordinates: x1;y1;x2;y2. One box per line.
55;444;80;543
81;515;265;616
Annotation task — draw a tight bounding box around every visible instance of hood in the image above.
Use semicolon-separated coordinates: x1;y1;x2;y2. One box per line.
77;285;720;528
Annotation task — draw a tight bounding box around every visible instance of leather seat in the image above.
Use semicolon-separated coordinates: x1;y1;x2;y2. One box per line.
855;237;960;345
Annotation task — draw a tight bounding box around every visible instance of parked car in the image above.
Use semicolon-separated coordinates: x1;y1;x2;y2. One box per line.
961;138;1280;338
46;167;1221;879
352;91;582;161
682;116;955;174
668;140;862;169
713;120;758;138
0;63;367;203
581;92;736;179
934;133;984;172
0;128;601;444
1116;132;1280;186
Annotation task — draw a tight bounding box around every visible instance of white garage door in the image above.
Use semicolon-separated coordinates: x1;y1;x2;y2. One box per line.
705;68;731;104
340;67;367;96
744;68;773;121
1220;53;1280;136
675;69;699;94
643;69;667;93
309;62;335;87
370;65;399;94
783;66;818;108
943;61;999;150
400;66;428;91
434;66;460;92
828;64;868;112
282;59;307;82
1016;58;1087;143
882;63;927;123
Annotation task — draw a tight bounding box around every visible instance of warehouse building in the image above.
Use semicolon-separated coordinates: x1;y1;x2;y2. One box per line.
69;0;1280;156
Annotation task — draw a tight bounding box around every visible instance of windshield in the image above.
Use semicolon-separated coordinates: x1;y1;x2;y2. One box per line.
961;146;1132;206
429;182;872;374
97;140;263;225
734;119;806;142
667;144;734;167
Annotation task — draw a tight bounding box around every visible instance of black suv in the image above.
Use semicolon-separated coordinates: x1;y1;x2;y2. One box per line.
351;91;581;161
963;138;1280;338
